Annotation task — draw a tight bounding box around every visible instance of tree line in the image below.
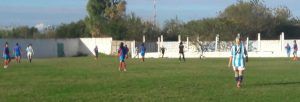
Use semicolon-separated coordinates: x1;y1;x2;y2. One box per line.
1;0;300;41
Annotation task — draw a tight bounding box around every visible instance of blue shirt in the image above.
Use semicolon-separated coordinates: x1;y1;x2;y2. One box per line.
14;46;21;53
118;47;127;57
140;46;146;53
3;47;9;55
286;45;291;52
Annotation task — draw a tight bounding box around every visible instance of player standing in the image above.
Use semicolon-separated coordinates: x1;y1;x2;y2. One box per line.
160;46;166;58
13;43;22;63
293;40;298;61
140;43;146;62
285;43;291;58
94;46;99;60
125;45;129;59
179;42;185;62
118;42;128;72
228;37;248;88
26;44;34;63
3;42;11;68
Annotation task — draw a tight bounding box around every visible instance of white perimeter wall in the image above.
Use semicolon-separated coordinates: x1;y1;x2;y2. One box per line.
139;39;300;58
1;38;298;58
0;38;112;58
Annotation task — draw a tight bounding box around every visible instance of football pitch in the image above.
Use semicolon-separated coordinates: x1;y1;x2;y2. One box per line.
0;56;299;102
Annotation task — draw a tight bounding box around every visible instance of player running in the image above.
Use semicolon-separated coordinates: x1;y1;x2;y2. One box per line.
118;42;128;72
13;43;22;63
228;37;248;88
140;43;146;62
3;42;11;69
179;42;185;62
293;40;298;61
26;44;34;63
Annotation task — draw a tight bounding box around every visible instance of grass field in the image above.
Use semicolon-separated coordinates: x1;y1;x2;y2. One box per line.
0;56;299;102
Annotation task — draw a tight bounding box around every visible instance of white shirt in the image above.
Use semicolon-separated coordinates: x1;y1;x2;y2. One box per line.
26;46;34;55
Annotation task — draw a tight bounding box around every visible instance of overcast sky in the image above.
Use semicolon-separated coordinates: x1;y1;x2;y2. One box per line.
0;0;299;26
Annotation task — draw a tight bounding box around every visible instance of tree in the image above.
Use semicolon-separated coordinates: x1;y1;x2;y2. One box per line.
55;20;88;38
86;0;126;37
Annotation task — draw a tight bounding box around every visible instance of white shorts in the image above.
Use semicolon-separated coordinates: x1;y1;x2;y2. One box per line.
233;66;245;71
27;53;33;57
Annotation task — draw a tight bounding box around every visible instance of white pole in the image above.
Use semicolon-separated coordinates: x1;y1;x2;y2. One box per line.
131;40;136;58
178;35;181;43
215;34;219;52
187;36;189;51
161;35;164;47
158;37;160;50
282;32;285;53
246;37;249;51
280;33;282;53
143;35;146;43
258;33;261;52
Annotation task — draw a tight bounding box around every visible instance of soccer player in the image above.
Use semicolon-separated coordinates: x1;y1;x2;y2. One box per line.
118;42;128;72
199;42;205;59
228;37;248;88
94;46;99;60
179;42;185;62
26;44;34;63
140;43;146;62
160;46;166;58
3;42;11;68
293;40;298;61
285;43;291;57
125;45;129;59
13;43;22;63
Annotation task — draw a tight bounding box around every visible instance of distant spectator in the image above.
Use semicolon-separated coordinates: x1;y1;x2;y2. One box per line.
179;42;185;62
293;40;298;61
94;46;98;60
160;46;166;58
285;43;291;57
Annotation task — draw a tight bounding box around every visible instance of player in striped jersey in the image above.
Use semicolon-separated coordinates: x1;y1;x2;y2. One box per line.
228;37;248;88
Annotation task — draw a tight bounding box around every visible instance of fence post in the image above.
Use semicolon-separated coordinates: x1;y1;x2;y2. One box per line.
143;35;146;43
131;40;136;58
281;32;285;53
215;34;219;52
246;37;249;51
178;35;181;43
161;35;164;47
187;36;189;51
258;33;261;52
157;37;160;54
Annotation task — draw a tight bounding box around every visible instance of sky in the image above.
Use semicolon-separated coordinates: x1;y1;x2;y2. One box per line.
0;0;300;27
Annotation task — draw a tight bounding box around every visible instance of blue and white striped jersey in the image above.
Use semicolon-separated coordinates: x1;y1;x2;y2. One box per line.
231;43;247;68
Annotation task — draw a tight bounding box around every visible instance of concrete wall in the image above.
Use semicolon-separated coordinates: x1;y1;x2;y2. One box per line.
79;38;113;55
1;36;298;58
138;39;300;58
0;38;113;58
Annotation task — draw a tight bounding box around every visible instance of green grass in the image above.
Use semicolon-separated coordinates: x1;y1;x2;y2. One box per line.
0;56;299;102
